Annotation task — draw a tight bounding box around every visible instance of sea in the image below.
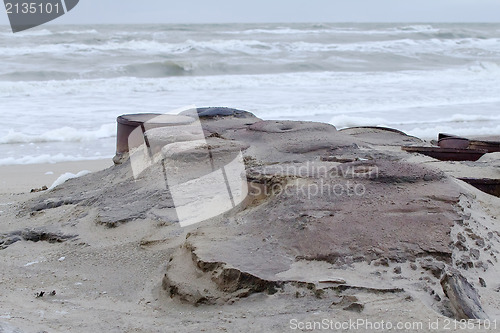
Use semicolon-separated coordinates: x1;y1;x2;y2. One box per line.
1;23;500;165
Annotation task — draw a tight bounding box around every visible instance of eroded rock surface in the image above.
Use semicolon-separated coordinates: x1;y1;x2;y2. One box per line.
16;107;500;320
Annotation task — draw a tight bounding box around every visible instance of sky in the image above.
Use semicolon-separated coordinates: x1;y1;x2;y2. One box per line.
1;0;500;25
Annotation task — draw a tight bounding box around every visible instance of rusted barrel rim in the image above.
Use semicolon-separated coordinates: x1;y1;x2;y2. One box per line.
117;113;195;126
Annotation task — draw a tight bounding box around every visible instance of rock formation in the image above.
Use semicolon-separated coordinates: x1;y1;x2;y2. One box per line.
14;107;500;320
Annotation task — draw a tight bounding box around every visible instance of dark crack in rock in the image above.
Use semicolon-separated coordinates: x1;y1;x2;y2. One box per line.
0;228;76;249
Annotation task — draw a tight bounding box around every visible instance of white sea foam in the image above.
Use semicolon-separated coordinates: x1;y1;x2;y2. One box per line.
223;27;334;35
0;123;116;144
223;25;440;36
330;113;500;129
15;28;53;36
329;115;388;128
396;25;438;33
447;113;500;123
407;124;500;139
0;28;98;37
49;170;91;190
328;114;500;139
1;37;499;58
0;154;113;166
56;29;99;35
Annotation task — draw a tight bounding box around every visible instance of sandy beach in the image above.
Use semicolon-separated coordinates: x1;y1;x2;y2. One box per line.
1;109;499;333
0;160;114;195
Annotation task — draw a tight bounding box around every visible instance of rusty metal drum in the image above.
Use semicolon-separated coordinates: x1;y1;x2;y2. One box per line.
114;113;195;163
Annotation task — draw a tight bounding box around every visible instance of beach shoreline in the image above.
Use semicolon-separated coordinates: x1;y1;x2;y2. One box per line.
0;159;114;196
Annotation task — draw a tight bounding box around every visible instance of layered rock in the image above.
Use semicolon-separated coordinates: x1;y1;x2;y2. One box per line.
17;107;500;320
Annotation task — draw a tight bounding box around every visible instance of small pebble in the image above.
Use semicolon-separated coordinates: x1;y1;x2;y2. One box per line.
343;302;364;313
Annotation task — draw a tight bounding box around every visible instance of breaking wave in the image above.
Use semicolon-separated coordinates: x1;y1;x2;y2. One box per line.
1;37;499;58
0;123;116;144
0;154;112;166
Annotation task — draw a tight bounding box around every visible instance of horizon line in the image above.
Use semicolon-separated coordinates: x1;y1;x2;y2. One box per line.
1;21;500;27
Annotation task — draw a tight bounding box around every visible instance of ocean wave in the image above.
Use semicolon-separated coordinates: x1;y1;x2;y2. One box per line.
447;113;500;123
1;62;500;96
221;25;440;36
0;39;272;56
2;36;499;58
0;70;79;81
1;40;499;82
329;115;388;128
330;113;500;130
329;114;500;139
0;28;98;37
1;58;499;83
407;124;500;139
334;38;500;55
0;123;116;144
56;29;99;35
392;25;489;39
398;112;500;126
396;25;438;33
467;61;500;74
119;61;196;77
251;24;486;39
333;25;441;36
12;29;53;36
0;154;111;166
222;27;333;35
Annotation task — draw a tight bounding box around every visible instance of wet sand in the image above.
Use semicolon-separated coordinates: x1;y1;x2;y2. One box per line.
0;159;113;195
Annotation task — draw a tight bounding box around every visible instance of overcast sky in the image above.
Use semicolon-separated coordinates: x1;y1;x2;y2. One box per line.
1;0;500;25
